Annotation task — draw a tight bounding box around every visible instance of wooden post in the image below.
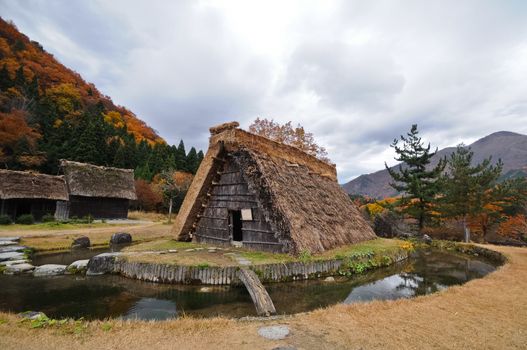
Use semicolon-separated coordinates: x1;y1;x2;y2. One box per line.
168;197;173;224
463;216;470;243
0;199;4;216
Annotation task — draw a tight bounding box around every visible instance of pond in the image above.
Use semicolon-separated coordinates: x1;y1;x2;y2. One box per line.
0;249;499;321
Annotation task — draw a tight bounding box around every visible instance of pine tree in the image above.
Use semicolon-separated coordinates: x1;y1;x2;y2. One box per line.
186;147;199;173
0;64;12;91
438;145;502;242
175;140;187;170
385;124;446;230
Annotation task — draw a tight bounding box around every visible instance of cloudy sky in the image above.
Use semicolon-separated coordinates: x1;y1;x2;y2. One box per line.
3;0;527;182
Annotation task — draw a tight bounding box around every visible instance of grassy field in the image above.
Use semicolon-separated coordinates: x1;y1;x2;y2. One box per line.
121;237;408;266
0;244;525;349
1;222;173;251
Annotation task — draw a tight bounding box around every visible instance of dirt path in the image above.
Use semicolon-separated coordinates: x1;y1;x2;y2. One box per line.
0;245;526;349
0;222;164;238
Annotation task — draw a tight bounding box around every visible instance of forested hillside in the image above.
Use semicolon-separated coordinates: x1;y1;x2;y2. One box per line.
0;18;203;179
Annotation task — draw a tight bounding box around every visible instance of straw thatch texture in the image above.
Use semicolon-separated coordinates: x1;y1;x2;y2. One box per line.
0;169;68;200
174;122;376;254
60;160;137;200
237;148;375;253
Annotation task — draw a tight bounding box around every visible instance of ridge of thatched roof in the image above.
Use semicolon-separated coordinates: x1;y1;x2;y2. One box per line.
0;169;68;201
173;122;376;254
60;160;137;200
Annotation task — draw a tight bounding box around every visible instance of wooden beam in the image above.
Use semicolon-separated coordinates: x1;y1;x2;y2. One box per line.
243;240;282;246
237;269;276;317
194;233;230;241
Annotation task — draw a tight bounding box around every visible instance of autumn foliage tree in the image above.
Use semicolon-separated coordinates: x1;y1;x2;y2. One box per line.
134;179;163;212
249;118;330;162
154;170;194;222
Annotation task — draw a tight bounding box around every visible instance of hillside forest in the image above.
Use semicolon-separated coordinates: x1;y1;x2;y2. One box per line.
0;18;204;212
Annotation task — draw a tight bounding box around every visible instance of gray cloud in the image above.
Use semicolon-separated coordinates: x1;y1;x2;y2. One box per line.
2;0;527;182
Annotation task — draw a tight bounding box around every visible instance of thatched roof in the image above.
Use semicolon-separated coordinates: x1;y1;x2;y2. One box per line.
60;160;137;200
0;169;68;201
173;122;376;254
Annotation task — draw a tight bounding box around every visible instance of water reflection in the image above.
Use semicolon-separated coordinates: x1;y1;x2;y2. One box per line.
0;249;498;320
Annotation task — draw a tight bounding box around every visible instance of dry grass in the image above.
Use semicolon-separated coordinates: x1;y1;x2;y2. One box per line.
0;244;526;349
127;210;168;222
2;223;172;251
0;245;526;349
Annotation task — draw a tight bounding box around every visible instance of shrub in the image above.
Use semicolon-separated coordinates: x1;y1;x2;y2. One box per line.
16;214;34;225
41;214;55;222
0;215;12;225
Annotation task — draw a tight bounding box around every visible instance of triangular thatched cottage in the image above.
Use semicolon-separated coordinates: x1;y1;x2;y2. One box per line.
0;169;68;220
173;122;376;254
60;160;137;219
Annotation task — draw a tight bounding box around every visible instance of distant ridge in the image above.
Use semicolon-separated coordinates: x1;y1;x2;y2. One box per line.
343;131;527;199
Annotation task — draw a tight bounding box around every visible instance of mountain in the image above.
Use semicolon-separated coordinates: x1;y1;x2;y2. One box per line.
343;131;527;199
0;18;202;178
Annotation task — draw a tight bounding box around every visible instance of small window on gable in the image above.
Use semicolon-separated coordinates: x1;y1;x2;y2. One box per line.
241;208;253;221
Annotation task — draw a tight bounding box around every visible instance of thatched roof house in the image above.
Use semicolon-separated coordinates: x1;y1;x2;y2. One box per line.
60;160;137;219
0;169;68;220
173;122;376;254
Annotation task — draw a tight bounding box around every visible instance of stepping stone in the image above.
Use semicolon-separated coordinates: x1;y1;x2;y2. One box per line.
0;245;27;253
324;276;335;282
66;260;89;274
4;263;34;275
0;252;26;262
110;232;132;245
0;237;20;243
184;249;195;252
87;252;121;275
34;264;67;277
0;241;17;246
72;236;90;249
0;259;29;267
168;249;178;253
19;311;46;320
258;325;290;340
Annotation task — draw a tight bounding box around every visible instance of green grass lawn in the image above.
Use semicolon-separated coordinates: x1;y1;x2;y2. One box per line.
121;238;410;267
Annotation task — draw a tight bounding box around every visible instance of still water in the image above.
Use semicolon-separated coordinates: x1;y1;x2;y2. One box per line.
0;249;499;320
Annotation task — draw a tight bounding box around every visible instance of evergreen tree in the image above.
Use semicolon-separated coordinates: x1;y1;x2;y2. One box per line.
438;145;502;242
175;140;187;170
385;124;446;230
186;147;199;173
14;65;26;89
0;64;12;91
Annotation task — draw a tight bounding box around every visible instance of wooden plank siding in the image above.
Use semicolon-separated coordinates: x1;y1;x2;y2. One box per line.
194;154;283;252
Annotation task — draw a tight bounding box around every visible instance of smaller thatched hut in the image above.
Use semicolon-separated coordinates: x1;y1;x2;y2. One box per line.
0;169;68;220
60;160;137;219
173;122;376;254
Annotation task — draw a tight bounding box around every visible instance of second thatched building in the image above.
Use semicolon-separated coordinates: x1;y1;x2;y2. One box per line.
60;160;137;219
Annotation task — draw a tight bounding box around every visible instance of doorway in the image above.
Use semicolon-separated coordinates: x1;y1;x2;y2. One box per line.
230;210;243;242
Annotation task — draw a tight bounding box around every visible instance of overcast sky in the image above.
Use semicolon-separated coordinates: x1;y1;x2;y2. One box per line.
2;0;527;182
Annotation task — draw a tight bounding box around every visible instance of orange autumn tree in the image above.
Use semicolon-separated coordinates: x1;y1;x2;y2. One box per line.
249;118;330;163
134;179;163;212
154;170;194;222
0;110;42;167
